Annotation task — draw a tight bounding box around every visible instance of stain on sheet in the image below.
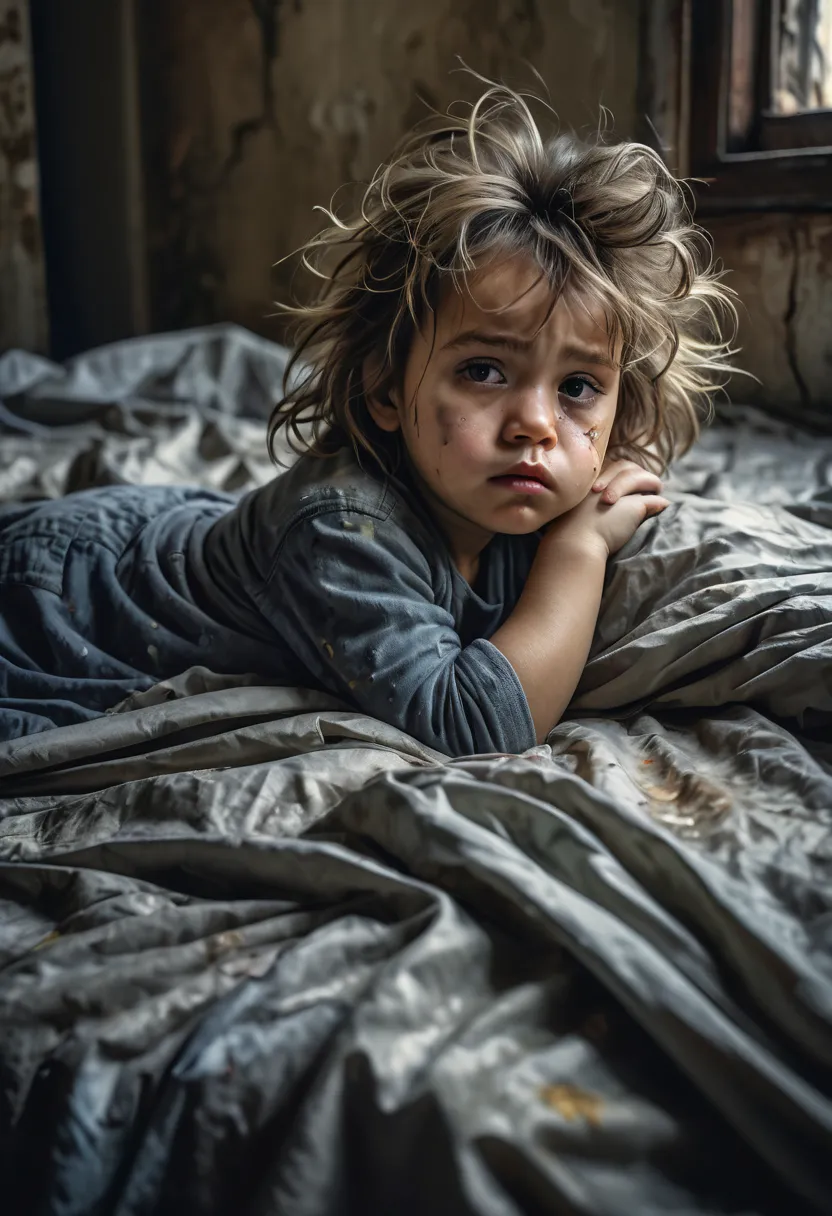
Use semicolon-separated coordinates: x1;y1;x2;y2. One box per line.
540;1083;604;1126
563;738;732;839
32;930;61;951
206;929;244;961
635;753;732;839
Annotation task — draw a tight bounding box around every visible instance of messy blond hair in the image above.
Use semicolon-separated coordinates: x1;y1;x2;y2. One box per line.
268;77;735;474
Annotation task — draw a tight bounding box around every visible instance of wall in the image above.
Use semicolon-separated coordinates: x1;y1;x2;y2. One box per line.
708;214;832;421
139;0;640;340
28;0;147;360
0;0;47;352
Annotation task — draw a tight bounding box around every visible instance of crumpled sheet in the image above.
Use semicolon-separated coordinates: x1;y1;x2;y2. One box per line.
1;326;831;1216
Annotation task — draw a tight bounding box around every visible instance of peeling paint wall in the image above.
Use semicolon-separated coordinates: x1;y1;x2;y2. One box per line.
139;0;640;338
708;215;832;419
0;0;47;351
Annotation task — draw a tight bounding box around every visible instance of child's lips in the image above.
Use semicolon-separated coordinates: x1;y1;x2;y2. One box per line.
489;475;549;495
489;463;553;494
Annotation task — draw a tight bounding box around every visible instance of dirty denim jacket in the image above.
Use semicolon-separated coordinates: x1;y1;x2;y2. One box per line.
0;447;538;754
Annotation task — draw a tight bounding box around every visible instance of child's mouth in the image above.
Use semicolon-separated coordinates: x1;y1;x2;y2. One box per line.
489;475;549;495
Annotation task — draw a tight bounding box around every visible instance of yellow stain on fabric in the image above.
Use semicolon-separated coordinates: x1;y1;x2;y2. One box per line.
644;784;679;802
33;930;61;950
341;519;375;540
540;1084;604;1127
206;930;244;961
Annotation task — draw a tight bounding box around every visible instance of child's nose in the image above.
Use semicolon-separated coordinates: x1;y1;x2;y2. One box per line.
504;391;559;448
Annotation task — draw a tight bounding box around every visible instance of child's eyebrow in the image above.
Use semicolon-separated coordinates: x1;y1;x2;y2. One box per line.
558;342;618;370
443;329;617;369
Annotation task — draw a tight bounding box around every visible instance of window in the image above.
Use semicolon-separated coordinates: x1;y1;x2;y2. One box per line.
685;0;832;211
774;0;832;113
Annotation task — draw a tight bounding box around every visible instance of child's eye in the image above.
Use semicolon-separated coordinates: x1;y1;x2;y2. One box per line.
559;375;602;404
460;360;505;385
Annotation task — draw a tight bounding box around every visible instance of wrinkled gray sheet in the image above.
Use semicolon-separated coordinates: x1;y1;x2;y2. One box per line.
1;326;831;1215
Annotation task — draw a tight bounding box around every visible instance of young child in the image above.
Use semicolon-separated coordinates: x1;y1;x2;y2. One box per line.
0;82;733;752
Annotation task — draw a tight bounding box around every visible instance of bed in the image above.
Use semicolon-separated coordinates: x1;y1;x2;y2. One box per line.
0;326;830;1215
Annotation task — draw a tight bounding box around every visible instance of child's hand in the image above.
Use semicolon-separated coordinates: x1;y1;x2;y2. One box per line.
545;459;670;558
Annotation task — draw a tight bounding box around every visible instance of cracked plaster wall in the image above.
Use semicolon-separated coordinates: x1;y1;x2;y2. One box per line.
707;214;832;419
139;0;639;339
0;0;47;351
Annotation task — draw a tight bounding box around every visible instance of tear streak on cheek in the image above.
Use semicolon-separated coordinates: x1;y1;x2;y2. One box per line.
556;410;606;474
557;410;604;447
436;402;470;449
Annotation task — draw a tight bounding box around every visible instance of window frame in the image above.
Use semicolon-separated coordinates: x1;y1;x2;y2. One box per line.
686;0;832;213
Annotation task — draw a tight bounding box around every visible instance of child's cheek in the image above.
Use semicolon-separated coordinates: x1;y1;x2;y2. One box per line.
434;402;468;449
558;411;606;475
435;404;482;460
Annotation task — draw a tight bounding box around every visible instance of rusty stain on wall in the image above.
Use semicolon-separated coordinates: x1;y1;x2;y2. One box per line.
139;0;640;340
708;213;832;419
0;0;47;351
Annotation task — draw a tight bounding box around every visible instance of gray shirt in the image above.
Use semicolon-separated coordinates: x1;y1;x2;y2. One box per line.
195;446;538;755
0;447;538;753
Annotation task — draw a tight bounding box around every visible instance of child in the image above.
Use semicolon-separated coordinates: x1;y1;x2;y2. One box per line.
0;82;733;752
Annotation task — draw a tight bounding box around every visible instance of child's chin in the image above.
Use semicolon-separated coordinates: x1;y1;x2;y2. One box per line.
488;503;557;531
488;514;553;536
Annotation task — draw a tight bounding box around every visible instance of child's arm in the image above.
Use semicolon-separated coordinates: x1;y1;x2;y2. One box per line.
490;461;668;743
255;462;665;757
256;506;537;757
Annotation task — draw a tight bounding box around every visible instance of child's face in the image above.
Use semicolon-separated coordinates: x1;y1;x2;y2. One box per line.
369;252;621;558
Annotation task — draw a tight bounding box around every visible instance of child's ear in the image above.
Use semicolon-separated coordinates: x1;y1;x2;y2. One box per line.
363;357;402;433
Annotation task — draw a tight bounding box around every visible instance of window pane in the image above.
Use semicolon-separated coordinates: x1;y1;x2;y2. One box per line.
774;0;832;112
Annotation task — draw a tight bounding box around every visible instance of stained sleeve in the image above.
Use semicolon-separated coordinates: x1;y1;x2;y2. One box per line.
253;506;536;757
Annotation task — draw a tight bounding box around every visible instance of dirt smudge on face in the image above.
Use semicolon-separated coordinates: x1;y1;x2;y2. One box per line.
436;403;454;447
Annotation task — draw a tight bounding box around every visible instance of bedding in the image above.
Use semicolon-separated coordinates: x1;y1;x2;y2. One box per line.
0;326;831;1215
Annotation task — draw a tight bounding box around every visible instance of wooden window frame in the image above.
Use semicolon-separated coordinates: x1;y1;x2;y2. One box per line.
686;0;832;213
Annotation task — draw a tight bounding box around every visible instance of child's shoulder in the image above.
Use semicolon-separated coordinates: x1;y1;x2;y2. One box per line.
224;444;440;585
240;444;438;563
263;445;397;525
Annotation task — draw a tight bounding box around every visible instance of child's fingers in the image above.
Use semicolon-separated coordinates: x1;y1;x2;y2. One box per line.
593;462;662;497
642;495;670;516
592;468;620;492
593;478;618;495
592;473;614;490
601;474;663;504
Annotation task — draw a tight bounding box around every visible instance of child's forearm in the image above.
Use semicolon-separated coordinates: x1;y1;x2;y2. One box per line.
489;533;607;744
